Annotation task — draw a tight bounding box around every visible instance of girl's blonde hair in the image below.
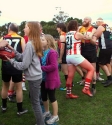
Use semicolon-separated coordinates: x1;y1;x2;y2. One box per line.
44;34;57;50
27;21;43;57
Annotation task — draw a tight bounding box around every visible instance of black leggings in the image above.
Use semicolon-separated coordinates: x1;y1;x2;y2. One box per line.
41;81;56;103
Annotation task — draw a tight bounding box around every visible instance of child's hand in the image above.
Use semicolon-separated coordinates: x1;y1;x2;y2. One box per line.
5;55;11;61
7;45;14;50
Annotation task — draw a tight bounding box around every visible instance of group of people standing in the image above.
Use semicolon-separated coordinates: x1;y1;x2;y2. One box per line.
57;17;112;99
0;21;60;125
0;16;112;125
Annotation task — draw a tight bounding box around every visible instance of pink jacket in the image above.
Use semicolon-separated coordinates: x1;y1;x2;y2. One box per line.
41;49;61;89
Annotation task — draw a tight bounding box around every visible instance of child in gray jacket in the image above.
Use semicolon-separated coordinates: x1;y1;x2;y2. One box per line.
6;21;45;125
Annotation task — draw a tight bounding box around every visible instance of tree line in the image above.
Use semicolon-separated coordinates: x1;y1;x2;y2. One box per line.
0;17;82;38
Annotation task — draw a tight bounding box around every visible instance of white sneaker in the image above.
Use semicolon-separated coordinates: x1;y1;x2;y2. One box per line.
97;77;104;81
43;111;51;120
17;109;28;115
99;72;103;76
46;115;59;124
1;106;7;112
22;86;27;91
77;80;85;86
22;82;27;91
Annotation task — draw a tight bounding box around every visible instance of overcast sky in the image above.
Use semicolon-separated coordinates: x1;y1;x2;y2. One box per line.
0;0;112;26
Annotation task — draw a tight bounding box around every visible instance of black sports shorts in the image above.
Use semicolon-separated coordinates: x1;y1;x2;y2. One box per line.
98;49;112;65
81;50;97;63
2;73;22;83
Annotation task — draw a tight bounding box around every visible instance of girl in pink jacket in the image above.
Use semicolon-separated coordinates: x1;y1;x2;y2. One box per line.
41;34;60;124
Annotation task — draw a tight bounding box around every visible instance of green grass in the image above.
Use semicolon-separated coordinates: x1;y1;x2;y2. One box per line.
0;60;112;125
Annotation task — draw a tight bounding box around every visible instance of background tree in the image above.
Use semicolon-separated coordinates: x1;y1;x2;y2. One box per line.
74;18;82;25
19;21;26;36
66;17;74;22
0;22;11;37
53;10;69;23
0;14;83;38
66;17;82;26
40;21;47;27
42;21;58;38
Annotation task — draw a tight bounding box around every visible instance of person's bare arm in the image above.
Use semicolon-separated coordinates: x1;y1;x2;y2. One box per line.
75;32;96;45
94;26;105;38
75;32;86;40
21;37;26;52
89;26;105;45
89;28;96;37
59;35;66;63
85;28;97;45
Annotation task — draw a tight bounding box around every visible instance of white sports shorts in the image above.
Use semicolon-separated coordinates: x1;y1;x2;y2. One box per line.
66;54;85;66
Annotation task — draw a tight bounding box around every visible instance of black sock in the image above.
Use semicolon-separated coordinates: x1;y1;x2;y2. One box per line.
64;75;68;88
2;98;7;108
107;75;112;80
82;77;84;80
92;84;96;89
64;75;68;81
17;102;23;112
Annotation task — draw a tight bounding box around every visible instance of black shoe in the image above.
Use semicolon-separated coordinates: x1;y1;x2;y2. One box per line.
17;109;28;115
102;80;107;84
104;80;112;87
7;95;16;103
1;106;7;113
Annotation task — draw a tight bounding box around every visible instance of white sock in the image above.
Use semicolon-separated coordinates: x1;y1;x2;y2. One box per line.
52;115;58;118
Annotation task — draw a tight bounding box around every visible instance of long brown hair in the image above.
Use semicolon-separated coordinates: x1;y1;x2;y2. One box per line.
67;20;78;31
44;34;57;50
27;21;43;57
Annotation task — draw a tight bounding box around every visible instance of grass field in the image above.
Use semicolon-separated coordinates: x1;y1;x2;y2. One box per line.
0;61;112;125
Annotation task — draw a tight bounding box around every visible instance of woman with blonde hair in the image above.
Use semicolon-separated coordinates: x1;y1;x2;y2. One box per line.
6;21;45;125
40;34;60;124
